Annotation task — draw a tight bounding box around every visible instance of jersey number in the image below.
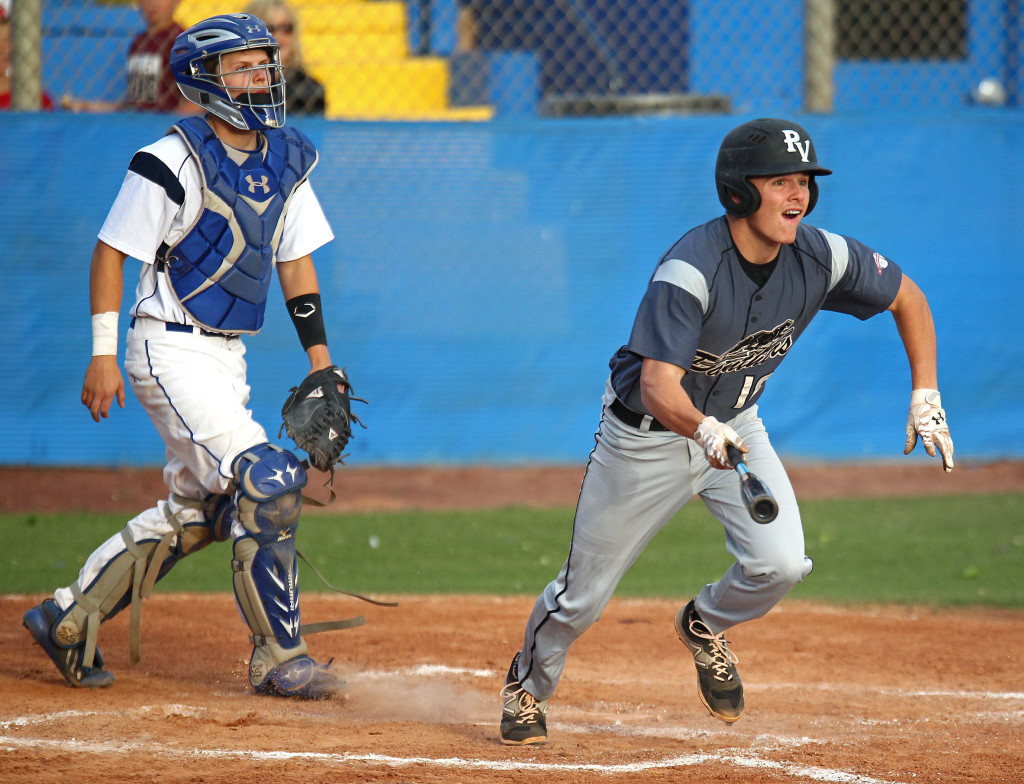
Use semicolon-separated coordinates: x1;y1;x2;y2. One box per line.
734;373;772;408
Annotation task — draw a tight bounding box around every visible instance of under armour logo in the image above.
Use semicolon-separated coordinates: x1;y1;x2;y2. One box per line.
781;129;811;162
245;174;270;194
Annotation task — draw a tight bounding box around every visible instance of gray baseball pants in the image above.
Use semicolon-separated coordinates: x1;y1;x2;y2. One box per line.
516;380;813;701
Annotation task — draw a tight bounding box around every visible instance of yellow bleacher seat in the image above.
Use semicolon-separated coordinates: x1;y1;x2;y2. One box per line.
298;1;406;36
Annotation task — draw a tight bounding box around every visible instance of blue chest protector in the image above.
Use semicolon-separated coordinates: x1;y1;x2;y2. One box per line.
159;116;318;333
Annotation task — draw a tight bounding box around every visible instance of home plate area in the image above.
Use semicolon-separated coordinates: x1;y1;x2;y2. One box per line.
1;594;1021;784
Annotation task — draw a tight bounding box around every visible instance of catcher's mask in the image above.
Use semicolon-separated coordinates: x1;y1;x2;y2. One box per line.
715;118;832;218
171;14;286;131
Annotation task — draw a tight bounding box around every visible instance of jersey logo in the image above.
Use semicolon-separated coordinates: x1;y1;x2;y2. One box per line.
245;174;271;194
692;320;796;376
873;252;889;275
781;129;811;162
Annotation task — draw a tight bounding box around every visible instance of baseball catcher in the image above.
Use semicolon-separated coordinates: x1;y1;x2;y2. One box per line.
22;14;374;701
280;365;366;474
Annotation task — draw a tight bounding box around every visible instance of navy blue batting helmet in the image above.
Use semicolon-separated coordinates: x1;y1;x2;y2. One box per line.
715;118;832;218
171;14;286;130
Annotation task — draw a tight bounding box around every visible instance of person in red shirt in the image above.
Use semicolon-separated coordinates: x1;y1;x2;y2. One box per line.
0;0;54;110
63;0;194;114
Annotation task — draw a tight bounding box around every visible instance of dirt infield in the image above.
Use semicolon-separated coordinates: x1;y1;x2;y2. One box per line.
3;459;1024;513
2;464;1023;783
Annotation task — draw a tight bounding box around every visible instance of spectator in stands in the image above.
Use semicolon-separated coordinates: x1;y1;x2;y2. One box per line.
0;0;54;109
63;0;191;113
244;0;325;116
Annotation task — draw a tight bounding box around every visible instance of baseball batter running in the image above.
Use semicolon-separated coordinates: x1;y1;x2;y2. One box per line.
500;118;954;744
23;14;357;699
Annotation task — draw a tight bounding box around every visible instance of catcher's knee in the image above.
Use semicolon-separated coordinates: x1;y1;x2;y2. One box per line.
231;443;307;539
206;492;236;541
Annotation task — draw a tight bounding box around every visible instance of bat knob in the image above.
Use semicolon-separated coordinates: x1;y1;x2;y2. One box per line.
752;497;779;524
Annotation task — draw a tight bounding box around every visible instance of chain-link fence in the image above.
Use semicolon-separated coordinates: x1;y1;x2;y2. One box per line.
6;0;1022;118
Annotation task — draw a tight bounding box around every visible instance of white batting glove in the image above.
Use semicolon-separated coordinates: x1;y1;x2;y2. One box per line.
694;416;748;470
904;388;954;473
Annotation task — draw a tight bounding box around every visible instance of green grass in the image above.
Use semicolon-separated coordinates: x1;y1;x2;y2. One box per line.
3;493;1023;607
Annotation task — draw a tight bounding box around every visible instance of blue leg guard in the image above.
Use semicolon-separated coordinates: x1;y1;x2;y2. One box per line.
230;443;343;700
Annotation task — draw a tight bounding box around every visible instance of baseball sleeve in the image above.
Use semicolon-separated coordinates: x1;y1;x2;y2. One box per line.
820;232;903;319
97;137;195;264
277;181;335;262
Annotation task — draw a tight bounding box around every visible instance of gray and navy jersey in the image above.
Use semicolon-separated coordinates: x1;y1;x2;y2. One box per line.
609;216;903;421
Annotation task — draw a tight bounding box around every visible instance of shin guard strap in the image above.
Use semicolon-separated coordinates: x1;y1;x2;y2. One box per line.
118;528;150;665
119;498;195;665
69;582;102;671
249;615;367;648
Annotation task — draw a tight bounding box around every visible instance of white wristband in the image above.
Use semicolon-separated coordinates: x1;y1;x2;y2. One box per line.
91;312;119;356
910;388;941;407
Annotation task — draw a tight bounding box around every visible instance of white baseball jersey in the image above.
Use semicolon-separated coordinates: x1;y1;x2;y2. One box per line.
98;132;334;326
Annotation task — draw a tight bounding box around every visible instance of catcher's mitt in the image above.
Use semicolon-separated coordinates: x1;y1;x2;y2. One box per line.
280;366;365;472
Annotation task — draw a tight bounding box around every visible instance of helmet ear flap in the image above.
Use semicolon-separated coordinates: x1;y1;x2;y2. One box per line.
718;178;761;218
805;177;819;216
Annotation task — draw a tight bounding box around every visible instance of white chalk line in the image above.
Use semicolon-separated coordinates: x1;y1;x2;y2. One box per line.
903;689;1024;700
0;730;903;784
4;679;1020;784
361;667;1024;704
758;685;1024;700
361;664;494;679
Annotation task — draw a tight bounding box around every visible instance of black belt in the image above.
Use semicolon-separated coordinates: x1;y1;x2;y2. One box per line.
609;398;669;432
130;317;236;339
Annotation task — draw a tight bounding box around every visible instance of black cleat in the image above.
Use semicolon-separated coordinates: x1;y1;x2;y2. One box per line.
675;600;744;723
23;599;114;689
500;651;548;745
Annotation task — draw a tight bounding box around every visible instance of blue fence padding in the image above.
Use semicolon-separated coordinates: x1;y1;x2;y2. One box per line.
834;63;977;112
1;111;1022;467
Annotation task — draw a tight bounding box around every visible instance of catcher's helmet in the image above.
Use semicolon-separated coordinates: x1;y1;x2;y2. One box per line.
171;14;286;131
715;118;832;218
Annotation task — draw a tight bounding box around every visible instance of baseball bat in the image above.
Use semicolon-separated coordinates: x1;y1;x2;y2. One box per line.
726;445;779;524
